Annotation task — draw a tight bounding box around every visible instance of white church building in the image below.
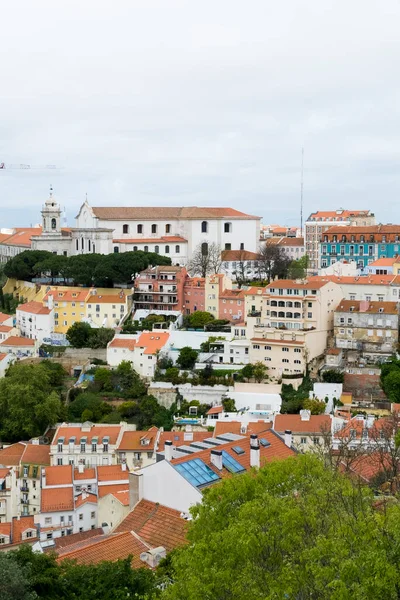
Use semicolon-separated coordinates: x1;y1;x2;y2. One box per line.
30;189;261;265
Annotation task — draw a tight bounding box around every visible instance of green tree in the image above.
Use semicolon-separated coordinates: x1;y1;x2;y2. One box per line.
0;363;64;441
136;395;174;430
222;397;236;412
177;346;198;370
41;360;67;387
252;361;268;382
187;311;215;328
67;392;110;422
164;454;400;600
118;401;138;419
287;254;309;280
94;368;113;391
66;321;92;348
241;363;254;381
303;397;326;415
89;327;115;349
199;363;213;384
0;554;35;600
381;370;400;403
322;369;344;383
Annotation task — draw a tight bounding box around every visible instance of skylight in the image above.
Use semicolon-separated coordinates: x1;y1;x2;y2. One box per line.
259;438;271;447
221;451;246;473
175;458;220;488
232;446;245;455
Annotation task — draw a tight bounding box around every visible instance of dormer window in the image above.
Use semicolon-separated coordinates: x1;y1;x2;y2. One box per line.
360;235;365;242
333;235;337;242
379;308;384;313
350;306;354;312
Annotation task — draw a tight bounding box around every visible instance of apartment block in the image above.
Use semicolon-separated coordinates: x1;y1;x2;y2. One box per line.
334;299;399;361
182;277;205;314
305;210;374;272
204;273;231;319
134;265;187;312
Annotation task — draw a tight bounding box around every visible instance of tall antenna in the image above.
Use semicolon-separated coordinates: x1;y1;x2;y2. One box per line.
300;147;304;235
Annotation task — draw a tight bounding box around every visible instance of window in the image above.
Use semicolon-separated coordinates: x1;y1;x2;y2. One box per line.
165;245;170;254
79;513;83;521
368;329;373;336
282;347;289;352
224;243;231;250
151;224;157;233
133;246;138;251
45;517;52;525
300;437;307;444
175;245;180;253
46;533;53;540
144;246;148;252
154;245;159;254
114;246;119;253
91;511;95;519
166;224;171;233
122;224;129;234
201;221;208;233
26;530;33;538
240;242;244;250
282;358;289;363
253;344;260;350
201;242;208;256
307;313;312;318
137;224;143;234
224;222;232;233
313;437;320;445
57;458;63;465
294;348;301;353
294;359;301;364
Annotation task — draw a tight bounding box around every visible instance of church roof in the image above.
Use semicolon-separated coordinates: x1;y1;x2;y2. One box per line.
90;206;260;221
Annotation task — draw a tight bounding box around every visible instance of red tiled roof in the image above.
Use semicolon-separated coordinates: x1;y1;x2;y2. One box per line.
43;289;90;303
74;467;96;480
136;332;169;355
98;483;129;499
87;293;128;304
344;453;390;482
117;430;157;451
0;523;11;538
21;444;50;465
56;531;149;569
17;301;51;315
158;431;210;451
116;499;188;552
0;228;42;247
0;467;10;480
53;424;122;446
171;431;295;481
207;406;223;415
335;300;398;315
311;274;397;286
52;527;103;550
12;516;37;543
326;348;341;355
41;487;74;512
92;206;260;221
368;258;397;267
44;465;73;486
336;417;390;440
0;313;12;323
0;442;26;466
108;337;137;351
0;353;8;361
97;465;129;482
219;289;245;299
274;414;331;434
110;490;130;506
0;325;12;333
0;336;36;346
75;492;97;508
307;210;371;220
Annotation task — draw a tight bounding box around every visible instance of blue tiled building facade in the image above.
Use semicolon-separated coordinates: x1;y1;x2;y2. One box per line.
319;226;400;270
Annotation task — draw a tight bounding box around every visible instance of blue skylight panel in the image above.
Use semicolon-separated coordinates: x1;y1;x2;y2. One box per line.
259;438;271;447
175;458;220;488
232;446;245;455
222;451;246;473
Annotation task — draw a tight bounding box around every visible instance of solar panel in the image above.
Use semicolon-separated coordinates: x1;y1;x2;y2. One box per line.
222;451;246;473
232;446;245;455
259;438;270;447
175;458;220;488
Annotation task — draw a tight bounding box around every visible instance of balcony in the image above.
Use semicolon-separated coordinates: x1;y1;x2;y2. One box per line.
21;498;29;505
20;485;29;492
247;311;261;317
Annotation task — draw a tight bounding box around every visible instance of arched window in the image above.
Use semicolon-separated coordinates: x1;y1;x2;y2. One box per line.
76;239;79;251
278;311;285;318
43;218;46;230
271;311;277;317
88;240;91;252
286;312;293;319
114;246;119;253
165;224;171;234
278;301;285;307
294;312;301;319
175;245;180;253
154;245;159;254
137;224;143;234
51;218;56;230
123;224;129;234
201;242;208;256
92;244;95;253
201;221;208;233
224;222;232;233
151;224;157;234
144;246;149;252
286;301;293;307
133;246;138;251
165;245;170;254
81;238;84;250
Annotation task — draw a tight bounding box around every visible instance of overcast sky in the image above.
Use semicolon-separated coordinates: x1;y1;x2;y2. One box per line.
1;0;400;229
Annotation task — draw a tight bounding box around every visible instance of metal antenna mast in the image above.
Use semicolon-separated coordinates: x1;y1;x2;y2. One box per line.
300;147;304;235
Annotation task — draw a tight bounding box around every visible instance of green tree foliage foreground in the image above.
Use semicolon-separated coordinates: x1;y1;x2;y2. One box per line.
66;322;114;349
0;362;65;442
164;454;400;600
0;545;158;600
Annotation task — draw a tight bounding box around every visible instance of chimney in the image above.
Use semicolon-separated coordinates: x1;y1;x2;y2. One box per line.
210;449;223;470
129;472;143;510
359;300;369;313
165;440;173;462
300;409;311;421
284;430;292;448
42;468;46;488
121;462;127;471
250;434;260;468
78;464;84;474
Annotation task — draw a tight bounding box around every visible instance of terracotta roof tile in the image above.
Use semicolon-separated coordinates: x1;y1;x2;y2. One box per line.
0;313;12;323
116;499;188;552
307;210;371;220
43;465;73;486
344;452;391;482
0;353;8;361
207;406;223;415
108;337;137;351
221;250;260;261
117;430;157;451
0;228;42;247
41;487;74;512
336;417;389;440
214;421;272;437
73;467;96;480
266;279;328;291
0;467;11;479
0;442;26;466
43;289;90;303
335;300;398;314
75;492;97;508
92;206;260;221
136;332;169;355
0;325;12;333
368;257;397;267
0;523;11;538
17;301;51;315
53;424;122;446
56;531;149;569
0;336;36;346
274;414;331;434
158;431;210;451
326;348;341;355
97;465;129;482
12;516;37;543
87;293;128;304
52;527;103;550
98;483;129;499
21;444;50;465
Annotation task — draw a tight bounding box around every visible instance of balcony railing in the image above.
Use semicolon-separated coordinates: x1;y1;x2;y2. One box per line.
20;485;29;492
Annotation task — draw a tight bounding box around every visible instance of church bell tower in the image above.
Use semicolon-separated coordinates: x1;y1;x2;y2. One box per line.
42;185;61;235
